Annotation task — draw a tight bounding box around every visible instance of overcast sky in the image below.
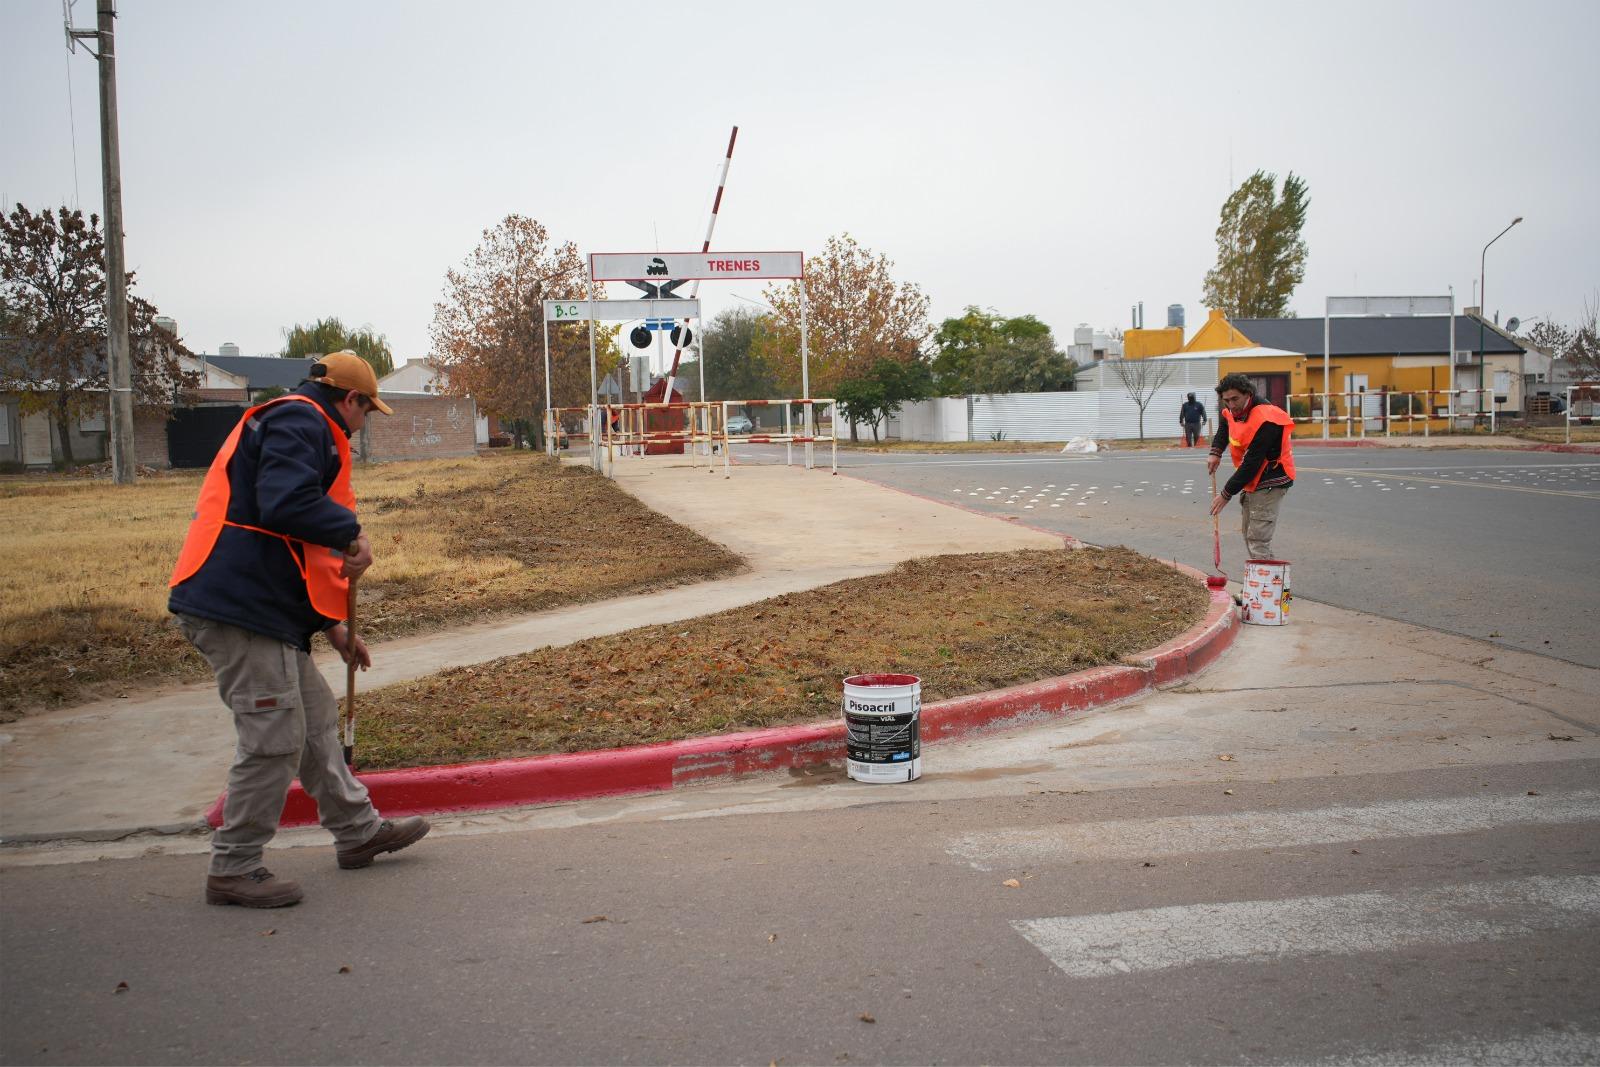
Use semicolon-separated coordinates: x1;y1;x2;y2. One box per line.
4;0;1597;368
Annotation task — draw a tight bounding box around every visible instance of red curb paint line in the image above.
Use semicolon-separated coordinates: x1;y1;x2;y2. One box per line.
207;578;1240;829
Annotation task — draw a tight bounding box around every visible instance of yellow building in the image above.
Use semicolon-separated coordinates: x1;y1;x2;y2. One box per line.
1127;309;1529;433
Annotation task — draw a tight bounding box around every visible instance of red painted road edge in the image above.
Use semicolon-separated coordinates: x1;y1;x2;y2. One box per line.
207;573;1238;828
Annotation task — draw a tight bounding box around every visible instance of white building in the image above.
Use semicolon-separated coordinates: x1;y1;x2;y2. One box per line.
379;358;489;444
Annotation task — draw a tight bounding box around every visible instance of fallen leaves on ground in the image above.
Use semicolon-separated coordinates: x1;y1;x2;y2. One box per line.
0;453;741;718
351;546;1208;769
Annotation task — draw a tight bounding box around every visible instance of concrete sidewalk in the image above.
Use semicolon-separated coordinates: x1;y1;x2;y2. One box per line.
6;594;1594;870
0;458;1060;842
1298;433;1597;452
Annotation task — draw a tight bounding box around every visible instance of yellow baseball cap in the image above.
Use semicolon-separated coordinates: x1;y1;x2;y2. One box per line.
309;351;393;415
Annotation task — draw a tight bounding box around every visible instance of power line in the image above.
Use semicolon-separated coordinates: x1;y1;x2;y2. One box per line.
65;41;82;208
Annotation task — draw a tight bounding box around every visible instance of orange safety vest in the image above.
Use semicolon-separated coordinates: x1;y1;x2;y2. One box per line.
1223;401;1296;493
169;394;356;621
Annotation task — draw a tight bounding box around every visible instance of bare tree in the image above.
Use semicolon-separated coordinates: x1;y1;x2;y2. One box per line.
1569;292;1600;381
1107;359;1175;440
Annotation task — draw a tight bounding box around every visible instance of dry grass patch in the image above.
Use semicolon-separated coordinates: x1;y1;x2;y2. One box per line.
0;452;740;718
1507;425;1600;445
353;546;1206;769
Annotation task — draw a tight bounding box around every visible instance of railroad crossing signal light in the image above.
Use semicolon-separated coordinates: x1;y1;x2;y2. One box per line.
629;326;651;349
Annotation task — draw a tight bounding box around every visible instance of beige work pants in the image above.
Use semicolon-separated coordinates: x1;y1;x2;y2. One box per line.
1239;485;1288;559
177;614;381;876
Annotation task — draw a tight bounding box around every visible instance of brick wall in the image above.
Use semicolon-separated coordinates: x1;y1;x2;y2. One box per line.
134;410;171;468
358;395;478;463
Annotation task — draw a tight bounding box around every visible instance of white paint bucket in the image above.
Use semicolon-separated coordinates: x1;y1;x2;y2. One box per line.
1241;558;1291;626
842;673;922;783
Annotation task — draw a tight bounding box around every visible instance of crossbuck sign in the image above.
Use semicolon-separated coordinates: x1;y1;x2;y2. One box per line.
589;251;804;283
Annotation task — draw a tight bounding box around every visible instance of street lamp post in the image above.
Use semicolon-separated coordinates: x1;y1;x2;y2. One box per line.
1478;216;1523;419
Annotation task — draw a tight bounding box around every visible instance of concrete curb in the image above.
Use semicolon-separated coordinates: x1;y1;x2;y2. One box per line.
210;578;1239;829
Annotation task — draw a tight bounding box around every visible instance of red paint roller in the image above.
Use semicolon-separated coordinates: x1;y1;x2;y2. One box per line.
1207;470;1228;591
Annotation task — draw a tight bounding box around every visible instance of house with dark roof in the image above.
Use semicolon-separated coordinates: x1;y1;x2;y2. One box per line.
184;353;319;399
1123;308;1531;423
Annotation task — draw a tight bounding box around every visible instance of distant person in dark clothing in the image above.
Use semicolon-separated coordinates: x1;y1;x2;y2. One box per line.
1179;392;1207;447
1207;373;1295;559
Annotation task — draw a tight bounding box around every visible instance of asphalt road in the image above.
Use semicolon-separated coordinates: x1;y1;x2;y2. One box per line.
4;759;1596;1066
773;445;1600;669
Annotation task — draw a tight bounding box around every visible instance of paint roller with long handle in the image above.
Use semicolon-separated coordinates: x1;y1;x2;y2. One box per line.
1207;470;1228;591
342;577;358;769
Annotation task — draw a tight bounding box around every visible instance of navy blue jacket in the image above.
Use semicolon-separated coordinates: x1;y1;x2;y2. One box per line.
169;384;362;649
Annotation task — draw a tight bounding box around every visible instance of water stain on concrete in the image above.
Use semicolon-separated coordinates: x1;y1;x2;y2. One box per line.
920;762;1054;782
783;764;848;787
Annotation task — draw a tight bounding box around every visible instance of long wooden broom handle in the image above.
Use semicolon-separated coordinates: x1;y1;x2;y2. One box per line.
343;577;357;767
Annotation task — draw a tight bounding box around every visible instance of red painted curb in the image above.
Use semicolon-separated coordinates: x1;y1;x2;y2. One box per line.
206;582;1239;829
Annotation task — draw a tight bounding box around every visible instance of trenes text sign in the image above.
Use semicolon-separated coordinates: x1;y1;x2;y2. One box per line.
589;251;805;283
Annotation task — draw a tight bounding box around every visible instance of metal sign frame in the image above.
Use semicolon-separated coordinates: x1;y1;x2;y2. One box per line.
586;250;818;470
1322;294;1456;438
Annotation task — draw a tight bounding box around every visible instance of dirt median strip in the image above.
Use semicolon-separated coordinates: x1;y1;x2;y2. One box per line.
337;546;1207;770
235;566;1236;826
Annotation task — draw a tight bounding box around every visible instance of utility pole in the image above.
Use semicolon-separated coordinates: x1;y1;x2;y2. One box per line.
67;0;135;484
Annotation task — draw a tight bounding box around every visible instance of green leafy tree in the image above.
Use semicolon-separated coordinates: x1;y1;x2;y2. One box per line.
700;306;778;403
932;307;1077;394
1201;170;1310;318
757;233;932;398
835;357;934;443
281;317;394;377
0;204;195;464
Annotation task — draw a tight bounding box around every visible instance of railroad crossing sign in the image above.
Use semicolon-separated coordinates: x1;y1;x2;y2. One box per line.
589;251;804;283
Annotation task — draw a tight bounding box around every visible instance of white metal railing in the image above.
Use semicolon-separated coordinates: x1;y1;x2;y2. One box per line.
597;401;724;475
542;406;594;456
1568;384;1600;444
1285;389;1500;439
720;398;839;473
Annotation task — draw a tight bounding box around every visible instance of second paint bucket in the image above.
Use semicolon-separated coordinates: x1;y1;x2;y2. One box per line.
842;673;922;783
1241;558;1291;625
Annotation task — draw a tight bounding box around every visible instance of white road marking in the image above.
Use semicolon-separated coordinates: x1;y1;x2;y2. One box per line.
1012;875;1600;979
1294;1027;1600;1066
947;791;1600;870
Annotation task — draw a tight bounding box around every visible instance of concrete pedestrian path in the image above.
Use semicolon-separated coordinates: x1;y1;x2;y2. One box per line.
0;458;1060;842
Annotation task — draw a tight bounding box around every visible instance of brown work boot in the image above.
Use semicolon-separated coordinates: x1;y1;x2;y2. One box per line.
337;816;431;870
205;867;303;908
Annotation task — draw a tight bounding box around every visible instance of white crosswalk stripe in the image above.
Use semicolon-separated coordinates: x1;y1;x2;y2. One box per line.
1012;874;1600;979
946;790;1600;870
1293;1027;1600;1066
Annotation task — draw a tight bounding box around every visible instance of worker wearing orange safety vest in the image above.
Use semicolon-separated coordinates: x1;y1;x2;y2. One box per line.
168;352;428;908
1207;372;1296;561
